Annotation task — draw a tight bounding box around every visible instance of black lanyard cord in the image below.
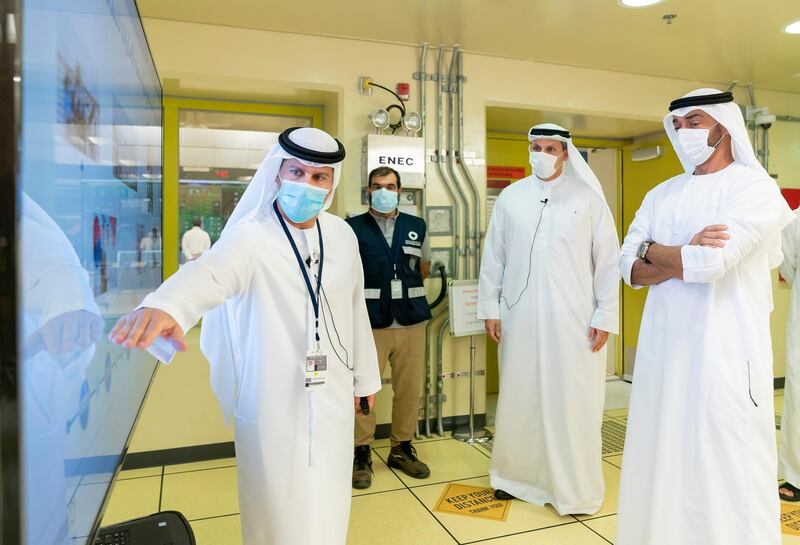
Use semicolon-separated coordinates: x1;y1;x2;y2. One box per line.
500;198;548;311
273;200;325;344
316;277;353;371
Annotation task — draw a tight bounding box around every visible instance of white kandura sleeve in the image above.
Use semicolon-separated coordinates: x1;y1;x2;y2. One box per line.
590;196;621;335
682;179;796;283
140;224;256;334
350;240;382;398
619;190;654;289
477;194;507;320
780;212;800;287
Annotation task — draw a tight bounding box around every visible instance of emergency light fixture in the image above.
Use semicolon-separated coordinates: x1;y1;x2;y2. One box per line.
785;20;800;34
618;0;664;7
401;112;422;135
369;109;390;133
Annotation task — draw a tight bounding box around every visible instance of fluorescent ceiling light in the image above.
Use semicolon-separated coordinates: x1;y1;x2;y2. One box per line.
785;20;800;34
618;0;665;7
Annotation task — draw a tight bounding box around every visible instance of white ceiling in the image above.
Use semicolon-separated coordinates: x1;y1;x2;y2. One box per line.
138;0;800;94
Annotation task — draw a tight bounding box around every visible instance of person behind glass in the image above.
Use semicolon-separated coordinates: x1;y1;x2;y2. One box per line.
181;216;211;262
346;166;432;489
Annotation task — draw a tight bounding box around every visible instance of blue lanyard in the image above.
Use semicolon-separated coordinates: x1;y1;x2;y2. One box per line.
273;200;324;345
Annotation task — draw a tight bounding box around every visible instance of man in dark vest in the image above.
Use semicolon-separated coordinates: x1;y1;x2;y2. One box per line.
347;166;432;489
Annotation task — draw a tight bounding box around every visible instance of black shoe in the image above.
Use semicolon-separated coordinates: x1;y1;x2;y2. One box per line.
494;489;515;500
352;445;373;489
387;441;430;479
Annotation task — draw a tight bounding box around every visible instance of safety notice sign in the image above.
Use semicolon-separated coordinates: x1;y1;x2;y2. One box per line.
782;503;800;536
434;483;511;521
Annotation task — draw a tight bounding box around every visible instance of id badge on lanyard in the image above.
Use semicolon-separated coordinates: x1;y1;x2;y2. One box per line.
390;263;403;300
390;278;403;300
305;352;328;391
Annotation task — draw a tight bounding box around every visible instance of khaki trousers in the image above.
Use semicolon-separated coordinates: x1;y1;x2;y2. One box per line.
355;324;426;447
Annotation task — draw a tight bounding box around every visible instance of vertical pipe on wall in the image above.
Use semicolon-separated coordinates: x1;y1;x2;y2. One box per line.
431;46;459;436
433;46;460;280
445;45;471;279
436;316;450;436
454;49;482;277
417;43;434;438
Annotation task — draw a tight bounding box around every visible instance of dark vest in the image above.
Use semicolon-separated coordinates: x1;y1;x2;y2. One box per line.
346;212;432;328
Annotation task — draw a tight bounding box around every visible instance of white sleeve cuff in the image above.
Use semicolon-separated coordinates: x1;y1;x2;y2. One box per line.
680;245;724;283
619;254;644;290
138;293;198;336
477;301;501;320
590;309;619;335
354;379;382;398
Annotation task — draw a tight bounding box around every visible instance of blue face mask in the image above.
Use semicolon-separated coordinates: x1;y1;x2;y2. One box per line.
371;188;399;214
276;178;330;223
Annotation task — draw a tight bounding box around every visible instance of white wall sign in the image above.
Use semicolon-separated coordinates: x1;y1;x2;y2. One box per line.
448;280;484;337
364;134;425;188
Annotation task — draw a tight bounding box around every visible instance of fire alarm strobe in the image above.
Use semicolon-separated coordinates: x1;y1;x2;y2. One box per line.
396;82;410;101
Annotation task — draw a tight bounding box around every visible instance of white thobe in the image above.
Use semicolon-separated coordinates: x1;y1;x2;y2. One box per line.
617;163;794;545
477;173;620;515
181;226;211;261
141;211;382;545
780;210;800;487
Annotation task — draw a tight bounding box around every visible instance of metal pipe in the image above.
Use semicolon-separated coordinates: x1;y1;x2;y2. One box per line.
747;83;759;159
429;45;461;437
455;48;482;278
445;47;471;279
433;46;461;280
425;303;447;437
468;336;476;437
747;82;757;107
445;46;471;279
417;43;430;438
422;266;446;438
435;315;450;436
452;335;493;444
418;44;429;135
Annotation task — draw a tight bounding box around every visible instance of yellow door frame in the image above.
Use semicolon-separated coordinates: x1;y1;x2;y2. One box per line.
161;97;324;277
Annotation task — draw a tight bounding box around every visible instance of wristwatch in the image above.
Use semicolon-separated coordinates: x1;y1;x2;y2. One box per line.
637;241;653;263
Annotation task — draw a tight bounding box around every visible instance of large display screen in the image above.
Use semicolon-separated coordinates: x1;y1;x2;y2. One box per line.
18;1;162;543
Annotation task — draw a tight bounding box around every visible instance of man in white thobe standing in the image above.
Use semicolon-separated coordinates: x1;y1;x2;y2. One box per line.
110;127;382;545
779;210;800;502
477;123;620;514
617;88;795;545
181;217;211;262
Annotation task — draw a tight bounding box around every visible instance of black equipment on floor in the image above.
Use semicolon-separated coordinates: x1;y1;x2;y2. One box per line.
93;511;195;545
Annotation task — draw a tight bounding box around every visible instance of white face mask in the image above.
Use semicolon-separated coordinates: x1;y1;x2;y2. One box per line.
529;151;565;180
675;123;725;172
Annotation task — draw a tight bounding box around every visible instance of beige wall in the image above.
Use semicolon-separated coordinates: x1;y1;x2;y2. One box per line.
130;18;800;454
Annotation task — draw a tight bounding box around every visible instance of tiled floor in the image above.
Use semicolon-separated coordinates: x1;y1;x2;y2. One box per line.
103;388;793;544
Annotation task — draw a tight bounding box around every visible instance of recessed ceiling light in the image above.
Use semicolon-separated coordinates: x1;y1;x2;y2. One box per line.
618;0;665;7
785;20;800;34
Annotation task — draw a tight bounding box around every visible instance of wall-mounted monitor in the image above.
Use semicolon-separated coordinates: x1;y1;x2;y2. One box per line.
4;1;164;543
